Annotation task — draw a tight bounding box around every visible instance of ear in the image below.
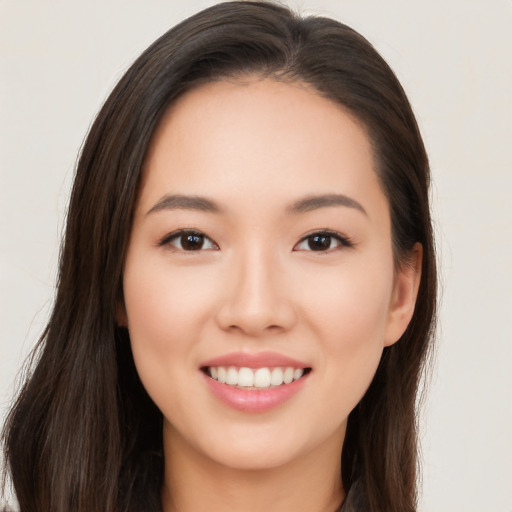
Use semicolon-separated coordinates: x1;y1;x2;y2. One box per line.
384;242;422;347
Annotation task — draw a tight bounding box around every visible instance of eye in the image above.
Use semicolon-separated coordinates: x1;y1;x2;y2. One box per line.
159;230;218;251
294;230;353;252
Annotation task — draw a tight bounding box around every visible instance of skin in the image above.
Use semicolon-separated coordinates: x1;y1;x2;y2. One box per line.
121;77;421;512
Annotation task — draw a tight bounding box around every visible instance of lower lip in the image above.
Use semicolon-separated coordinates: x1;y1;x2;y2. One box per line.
202;372;309;412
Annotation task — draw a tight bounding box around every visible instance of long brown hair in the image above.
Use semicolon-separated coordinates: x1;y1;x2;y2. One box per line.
2;2;436;511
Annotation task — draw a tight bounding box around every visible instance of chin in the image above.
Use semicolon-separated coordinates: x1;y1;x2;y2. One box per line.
204;438;306;471
166;416;311;472
192;418;344;473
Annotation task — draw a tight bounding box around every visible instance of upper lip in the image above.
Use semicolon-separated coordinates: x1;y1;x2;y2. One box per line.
200;351;310;369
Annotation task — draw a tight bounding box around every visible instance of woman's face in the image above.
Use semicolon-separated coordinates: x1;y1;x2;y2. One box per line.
122;78;420;471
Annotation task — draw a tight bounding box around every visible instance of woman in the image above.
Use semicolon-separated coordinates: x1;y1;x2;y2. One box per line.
2;2;436;511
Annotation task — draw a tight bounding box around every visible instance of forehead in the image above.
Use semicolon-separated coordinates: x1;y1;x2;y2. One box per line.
138;77;385;218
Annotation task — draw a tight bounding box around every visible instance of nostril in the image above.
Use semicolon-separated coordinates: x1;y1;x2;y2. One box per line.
214;283;298;335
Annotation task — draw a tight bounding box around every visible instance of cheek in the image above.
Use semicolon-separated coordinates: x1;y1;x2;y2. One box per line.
122;255;215;403
301;258;393;347
313;285;389;381
124;253;214;341
297;257;394;409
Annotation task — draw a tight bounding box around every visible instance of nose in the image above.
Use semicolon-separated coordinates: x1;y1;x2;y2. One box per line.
215;247;297;336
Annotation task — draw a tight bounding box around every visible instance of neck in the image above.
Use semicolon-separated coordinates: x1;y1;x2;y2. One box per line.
161;424;345;512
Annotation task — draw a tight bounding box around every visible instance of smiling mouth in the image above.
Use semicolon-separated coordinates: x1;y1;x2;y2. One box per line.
201;366;312;389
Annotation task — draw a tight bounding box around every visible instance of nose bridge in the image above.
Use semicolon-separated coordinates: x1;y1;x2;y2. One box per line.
216;241;295;335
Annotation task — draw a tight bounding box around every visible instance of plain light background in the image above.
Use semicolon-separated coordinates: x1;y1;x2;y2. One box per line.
1;1;511;510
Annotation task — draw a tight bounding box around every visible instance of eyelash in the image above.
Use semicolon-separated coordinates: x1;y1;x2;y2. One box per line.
158;229;354;253
158;229;218;251
294;230;354;252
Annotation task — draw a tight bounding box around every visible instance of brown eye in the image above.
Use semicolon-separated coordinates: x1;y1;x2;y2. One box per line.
307;234;332;251
180;233;205;250
160;230;218;251
294;231;353;252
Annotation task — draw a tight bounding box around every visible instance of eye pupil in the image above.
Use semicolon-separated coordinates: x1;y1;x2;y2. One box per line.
181;233;204;250
308;235;331;251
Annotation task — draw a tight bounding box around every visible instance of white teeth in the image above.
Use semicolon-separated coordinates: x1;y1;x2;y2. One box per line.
217;367;227;384
226;367;238;385
270;367;284;386
238;367;254;387
283;367;294;384
207;365;307;389
254;368;271;388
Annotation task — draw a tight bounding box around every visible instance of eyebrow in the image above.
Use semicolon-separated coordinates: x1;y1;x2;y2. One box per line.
287;194;367;216
146;194;222;215
146;192;366;217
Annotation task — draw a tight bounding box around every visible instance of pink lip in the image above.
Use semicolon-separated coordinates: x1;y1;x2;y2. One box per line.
200;351;310;369
199;351;312;413
201;372;309;413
